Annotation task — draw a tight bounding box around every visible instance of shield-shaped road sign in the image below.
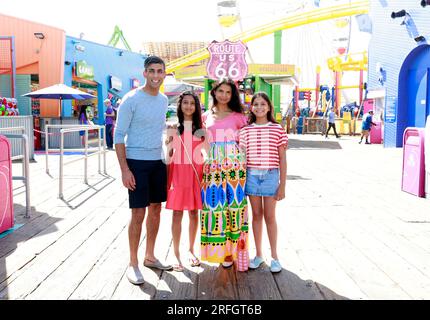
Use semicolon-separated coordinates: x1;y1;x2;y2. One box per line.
206;40;248;81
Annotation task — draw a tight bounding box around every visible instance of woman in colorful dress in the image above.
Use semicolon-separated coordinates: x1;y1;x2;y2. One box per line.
201;78;249;267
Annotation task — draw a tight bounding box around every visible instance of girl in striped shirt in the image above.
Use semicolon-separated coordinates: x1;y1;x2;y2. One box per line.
239;92;288;273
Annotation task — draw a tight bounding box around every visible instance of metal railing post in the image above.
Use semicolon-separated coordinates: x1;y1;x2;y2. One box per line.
98;127;101;174
84;130;88;184
49;125;108;200
45;125;49;174
22;134;30;218
103;127;107;175
18;128;25;178
59;131;64;199
4;132;31;218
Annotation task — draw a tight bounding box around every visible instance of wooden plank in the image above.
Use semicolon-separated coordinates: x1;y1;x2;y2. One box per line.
195;223;239;300
0;206;121;299
271;198;337;300
0;206;61;258
284;211;366;299
196;263;221;300
232;213;282;300
2;152;149;299
349;199;430;253
349;206;430;273
272;208;326;300
3;136;429;301
69;209;130;299
109;237;158;300
0;174;124;292
111;207;172;300
204;264;238;300
274;247;325;300
154;212;202;300
235;263;282;300
301;207;412;299
330;208;429;299
325;207;430;299
26;206;128;299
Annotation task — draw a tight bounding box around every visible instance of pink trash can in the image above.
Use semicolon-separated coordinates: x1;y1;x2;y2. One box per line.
370;122;382;144
363;99;374;114
402;128;425;197
0;135;14;234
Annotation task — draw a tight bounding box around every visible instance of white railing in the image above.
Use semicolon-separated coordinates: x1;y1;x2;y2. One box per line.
58;125;107;199
42;124;107;199
45;124;105;175
0;127;31;218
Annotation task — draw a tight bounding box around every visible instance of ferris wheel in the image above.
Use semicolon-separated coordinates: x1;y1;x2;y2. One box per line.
274;0;356;86
216;0;255;63
215;0;364;104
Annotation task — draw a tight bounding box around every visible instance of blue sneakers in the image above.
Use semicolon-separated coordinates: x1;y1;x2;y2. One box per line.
270;259;282;273
249;256;264;269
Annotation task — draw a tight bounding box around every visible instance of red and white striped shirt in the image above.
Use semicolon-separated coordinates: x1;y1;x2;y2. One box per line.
239;122;288;169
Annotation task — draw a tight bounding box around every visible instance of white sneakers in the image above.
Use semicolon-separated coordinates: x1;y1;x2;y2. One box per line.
126;266;144;285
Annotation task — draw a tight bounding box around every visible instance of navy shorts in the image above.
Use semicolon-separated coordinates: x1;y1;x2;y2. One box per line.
126;159;167;208
245;168;280;197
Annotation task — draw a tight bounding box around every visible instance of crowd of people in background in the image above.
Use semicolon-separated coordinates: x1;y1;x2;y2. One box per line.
281;105;377;144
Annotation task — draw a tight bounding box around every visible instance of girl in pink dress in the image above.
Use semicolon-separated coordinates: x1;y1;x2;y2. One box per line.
166;91;205;272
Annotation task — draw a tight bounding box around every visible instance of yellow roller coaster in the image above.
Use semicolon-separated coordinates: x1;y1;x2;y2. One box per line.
327;51;368;72
166;0;369;74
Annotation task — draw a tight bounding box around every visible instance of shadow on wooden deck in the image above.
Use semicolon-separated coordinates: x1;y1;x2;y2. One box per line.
288;138;342;150
59;174;116;210
139;262;348;300
0;203;62;300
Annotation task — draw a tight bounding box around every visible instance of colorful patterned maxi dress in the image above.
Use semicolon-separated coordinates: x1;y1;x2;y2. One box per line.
200;111;249;263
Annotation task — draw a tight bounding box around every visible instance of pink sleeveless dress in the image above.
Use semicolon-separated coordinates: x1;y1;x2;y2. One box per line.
166;130;204;211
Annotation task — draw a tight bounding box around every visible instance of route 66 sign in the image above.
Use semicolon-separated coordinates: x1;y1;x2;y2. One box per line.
206;40;248;81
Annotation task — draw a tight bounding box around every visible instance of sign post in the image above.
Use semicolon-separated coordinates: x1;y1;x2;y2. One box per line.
206;40;248;81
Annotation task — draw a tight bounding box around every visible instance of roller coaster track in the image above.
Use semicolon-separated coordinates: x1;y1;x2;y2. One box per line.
166;0;369;74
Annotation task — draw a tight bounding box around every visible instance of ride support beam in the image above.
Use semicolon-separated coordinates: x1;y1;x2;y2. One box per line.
315;65;321;114
335;71;342;115
359;69;364;105
273;30;282;119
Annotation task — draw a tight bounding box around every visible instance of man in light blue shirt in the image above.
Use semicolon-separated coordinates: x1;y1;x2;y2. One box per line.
114;56;172;285
325;107;340;138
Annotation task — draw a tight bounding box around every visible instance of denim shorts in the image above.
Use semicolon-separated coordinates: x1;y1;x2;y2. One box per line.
245;168;280;197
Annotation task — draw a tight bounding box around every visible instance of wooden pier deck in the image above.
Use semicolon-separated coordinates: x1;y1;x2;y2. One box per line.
1;134;430;300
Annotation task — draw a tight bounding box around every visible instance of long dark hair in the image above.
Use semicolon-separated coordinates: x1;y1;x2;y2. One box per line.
177;91;203;137
248;92;277;124
210;78;243;114
78;105;88;121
